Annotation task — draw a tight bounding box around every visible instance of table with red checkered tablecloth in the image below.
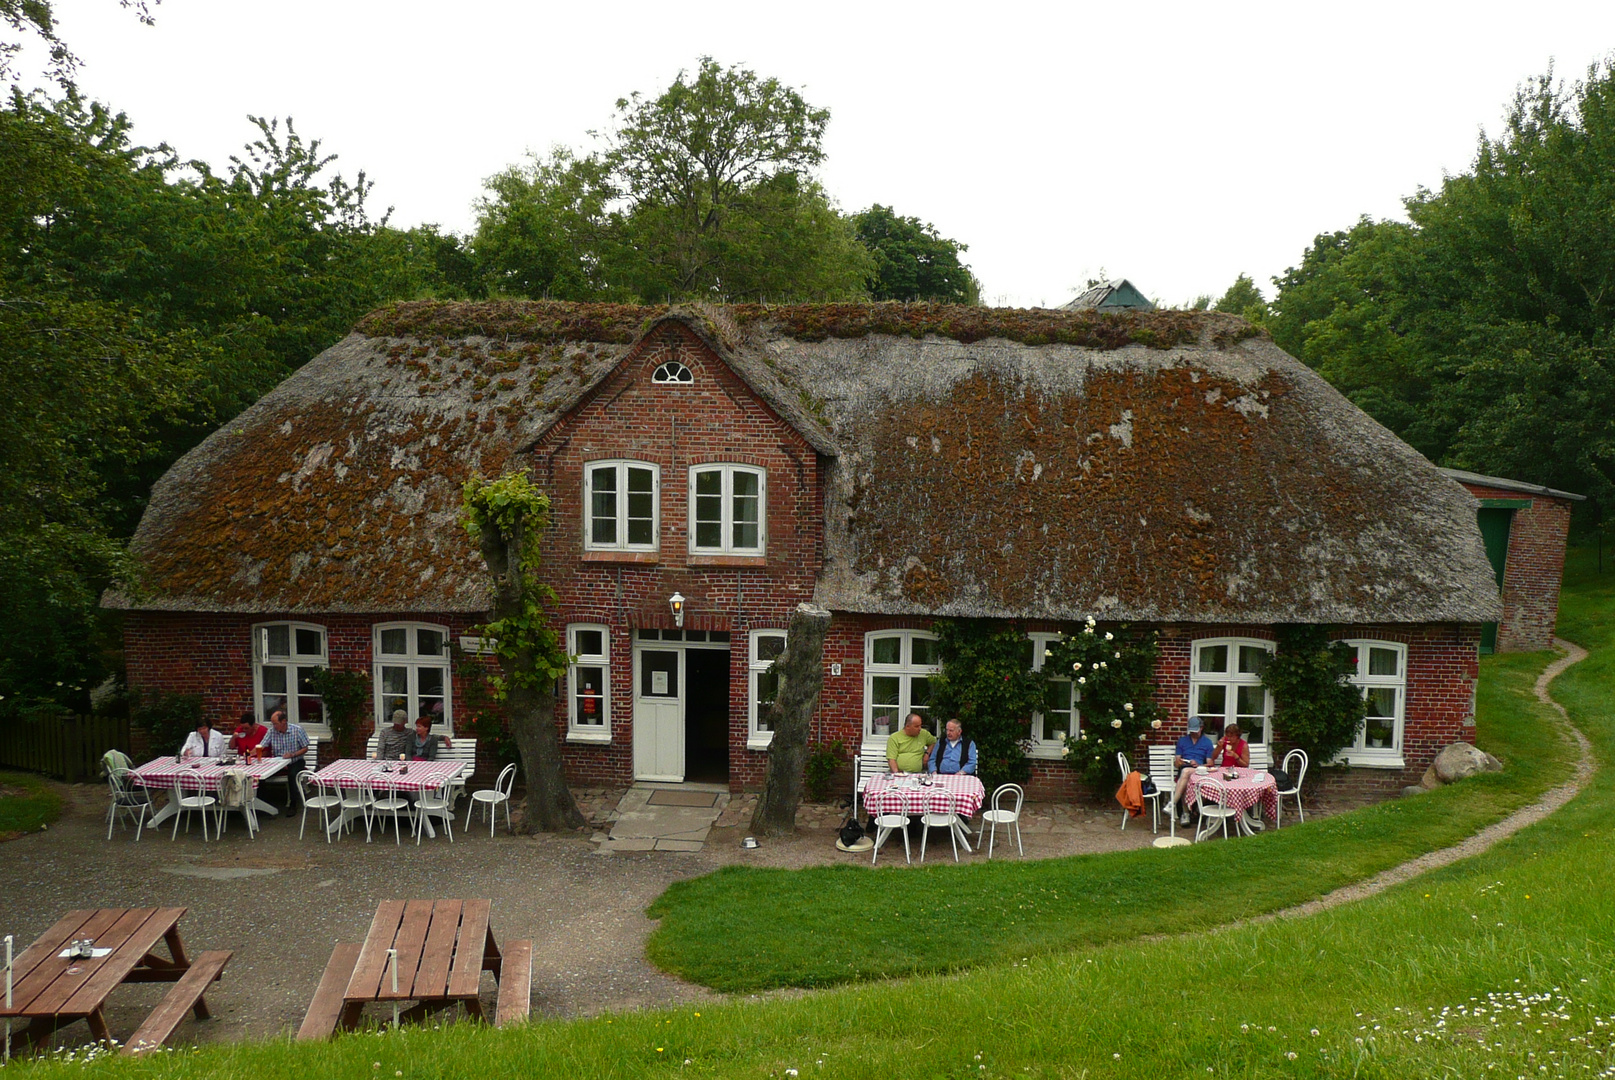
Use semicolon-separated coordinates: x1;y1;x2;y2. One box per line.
310;759;468;839
863;772;986;820
132;755;288;829
1185;766;1277;835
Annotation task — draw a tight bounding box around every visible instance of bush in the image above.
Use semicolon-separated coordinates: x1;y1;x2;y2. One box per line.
1046;619;1161;786
129;688;202;757
306;667;370;754
1262;624;1366;765
930;620;1044;792
804;740;845;802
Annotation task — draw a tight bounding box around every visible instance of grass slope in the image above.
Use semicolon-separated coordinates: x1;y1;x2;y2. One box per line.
0;769;63;838
644;646;1572;991
15;551;1614;1078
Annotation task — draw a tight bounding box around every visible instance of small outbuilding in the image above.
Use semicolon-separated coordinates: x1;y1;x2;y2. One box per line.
1440;468;1584;652
1058;279;1155;312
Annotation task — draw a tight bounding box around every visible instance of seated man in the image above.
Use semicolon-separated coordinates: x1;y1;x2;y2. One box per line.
409;715;452;760
378;709;413;760
927;719;977;776
1172;715;1216;825
179;719;227;760
886;712;937;774
229;711;267;756
261;709;310;809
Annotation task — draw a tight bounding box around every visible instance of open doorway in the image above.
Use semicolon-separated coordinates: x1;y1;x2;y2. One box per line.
683;648;731;784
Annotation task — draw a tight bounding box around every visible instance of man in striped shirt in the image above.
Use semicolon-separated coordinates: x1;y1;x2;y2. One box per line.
261;709;310;809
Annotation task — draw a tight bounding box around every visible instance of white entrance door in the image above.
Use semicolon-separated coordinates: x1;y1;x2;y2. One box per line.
633;648;684;781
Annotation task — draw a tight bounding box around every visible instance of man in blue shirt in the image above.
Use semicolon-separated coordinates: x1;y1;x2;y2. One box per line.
260;709;311;810
928;719;977;776
1172;716;1215;825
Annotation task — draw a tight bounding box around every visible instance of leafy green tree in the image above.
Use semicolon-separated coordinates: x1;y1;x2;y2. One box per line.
1045;619;1161;787
930;620;1045;792
470;149;616;299
851;204;980;304
1261;625;1366;766
1213;273;1268;323
2;0;155;92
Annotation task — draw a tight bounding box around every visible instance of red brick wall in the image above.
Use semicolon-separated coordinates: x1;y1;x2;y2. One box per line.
527;321;824;792
1459;482;1575;652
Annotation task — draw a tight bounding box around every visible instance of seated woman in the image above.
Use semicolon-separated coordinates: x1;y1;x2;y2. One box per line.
1213;721;1250;769
409;715;452;760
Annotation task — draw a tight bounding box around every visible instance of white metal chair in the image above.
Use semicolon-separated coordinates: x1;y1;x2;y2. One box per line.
1117;751;1165;832
1275;749;1309;827
981;783;1024;859
1191;777;1238;842
918;810;960;862
106;768;153;841
215;768;259;838
466;763;516;837
870;812;911;864
332;775;373;840
364;775;412;844
413;780;457;844
170;769;220;841
298;772;342;841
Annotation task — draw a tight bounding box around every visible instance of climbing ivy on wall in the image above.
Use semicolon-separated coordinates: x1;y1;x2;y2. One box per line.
930;620;1045;792
1261;624;1367;767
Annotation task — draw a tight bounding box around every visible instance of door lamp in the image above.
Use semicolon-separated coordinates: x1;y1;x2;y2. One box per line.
669;592;686;628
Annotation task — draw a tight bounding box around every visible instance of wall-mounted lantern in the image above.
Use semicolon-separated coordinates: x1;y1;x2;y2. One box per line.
669;591;686;628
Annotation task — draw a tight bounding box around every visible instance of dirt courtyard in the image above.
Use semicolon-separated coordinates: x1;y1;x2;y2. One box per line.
0;779;1327;1051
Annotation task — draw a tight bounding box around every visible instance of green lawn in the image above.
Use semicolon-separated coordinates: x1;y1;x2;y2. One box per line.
14;550;1615;1078
0;769;63;837
644;643;1573;992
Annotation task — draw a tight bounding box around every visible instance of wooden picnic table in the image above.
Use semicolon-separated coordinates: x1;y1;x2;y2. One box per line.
1;907;230;1056
298;899;530;1038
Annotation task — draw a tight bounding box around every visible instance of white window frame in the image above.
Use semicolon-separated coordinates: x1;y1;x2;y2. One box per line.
252;621;329;737
584;460;660;553
566;624;612;743
1337;639;1408;768
1189;637;1274;744
1028;632;1079;758
373;621;454;735
863;630;941;744
689;464;766;555
652;360;693;384
747;629;788;749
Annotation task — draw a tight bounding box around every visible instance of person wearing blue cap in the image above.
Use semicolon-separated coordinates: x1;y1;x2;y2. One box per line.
1172;716;1217;826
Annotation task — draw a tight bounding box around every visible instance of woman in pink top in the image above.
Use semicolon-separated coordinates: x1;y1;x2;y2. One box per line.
1213;721;1250;768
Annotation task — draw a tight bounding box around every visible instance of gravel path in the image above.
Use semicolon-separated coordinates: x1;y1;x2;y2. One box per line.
1255;637;1592;924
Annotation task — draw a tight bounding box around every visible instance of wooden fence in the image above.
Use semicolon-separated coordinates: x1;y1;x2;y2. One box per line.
0;713;133;782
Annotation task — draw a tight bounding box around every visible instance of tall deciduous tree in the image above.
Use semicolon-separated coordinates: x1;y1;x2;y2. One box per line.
749;603;832;836
461;472;587;834
851;204;981;304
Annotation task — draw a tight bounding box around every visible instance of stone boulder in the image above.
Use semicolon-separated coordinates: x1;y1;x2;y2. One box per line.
1420;742;1503;789
1400;784;1427;799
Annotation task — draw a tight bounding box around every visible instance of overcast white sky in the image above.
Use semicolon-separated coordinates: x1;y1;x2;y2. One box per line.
27;0;1615;308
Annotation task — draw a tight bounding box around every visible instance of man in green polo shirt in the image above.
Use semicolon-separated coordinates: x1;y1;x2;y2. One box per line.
886;712;937;773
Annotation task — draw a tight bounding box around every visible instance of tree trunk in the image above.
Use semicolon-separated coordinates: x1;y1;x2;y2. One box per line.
749;603;832;836
476;514;587;834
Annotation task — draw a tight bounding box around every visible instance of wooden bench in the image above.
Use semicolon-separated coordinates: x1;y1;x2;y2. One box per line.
296;943;363;1041
493;939;532;1027
121;950;231;1056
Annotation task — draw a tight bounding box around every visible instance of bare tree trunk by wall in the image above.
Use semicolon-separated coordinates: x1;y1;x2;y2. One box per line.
476;519;587;834
750;603;832;836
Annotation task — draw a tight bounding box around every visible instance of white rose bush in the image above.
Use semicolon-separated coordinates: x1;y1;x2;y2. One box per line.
1045;620;1162;786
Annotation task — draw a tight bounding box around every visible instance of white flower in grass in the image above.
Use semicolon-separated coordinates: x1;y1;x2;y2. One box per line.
1310;1029;1320;1037
1286;1051;1297;1060
1110;718;1122;729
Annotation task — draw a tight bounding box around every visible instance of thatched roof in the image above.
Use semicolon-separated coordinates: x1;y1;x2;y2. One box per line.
110;301;1501;625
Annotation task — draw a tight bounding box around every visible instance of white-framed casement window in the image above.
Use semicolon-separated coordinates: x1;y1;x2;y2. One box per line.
584;460;659;552
864;630;940;741
1339;639;1407;766
566;624;611;743
374;622;453;734
748;629;788;749
253;622;329;736
1190;637;1274;743
689;464;765;555
1027;632;1078;757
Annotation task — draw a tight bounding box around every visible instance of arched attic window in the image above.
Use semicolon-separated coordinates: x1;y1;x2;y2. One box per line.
652;360;693;384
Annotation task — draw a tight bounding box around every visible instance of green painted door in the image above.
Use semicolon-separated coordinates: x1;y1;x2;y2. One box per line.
1477;507;1513;653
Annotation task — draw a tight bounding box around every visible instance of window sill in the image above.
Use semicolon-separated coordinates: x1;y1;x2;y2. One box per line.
1025;745;1069;761
566;730;612;745
1333;751;1405;769
581;551;659;564
687;553;767;567
746;736;774;751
